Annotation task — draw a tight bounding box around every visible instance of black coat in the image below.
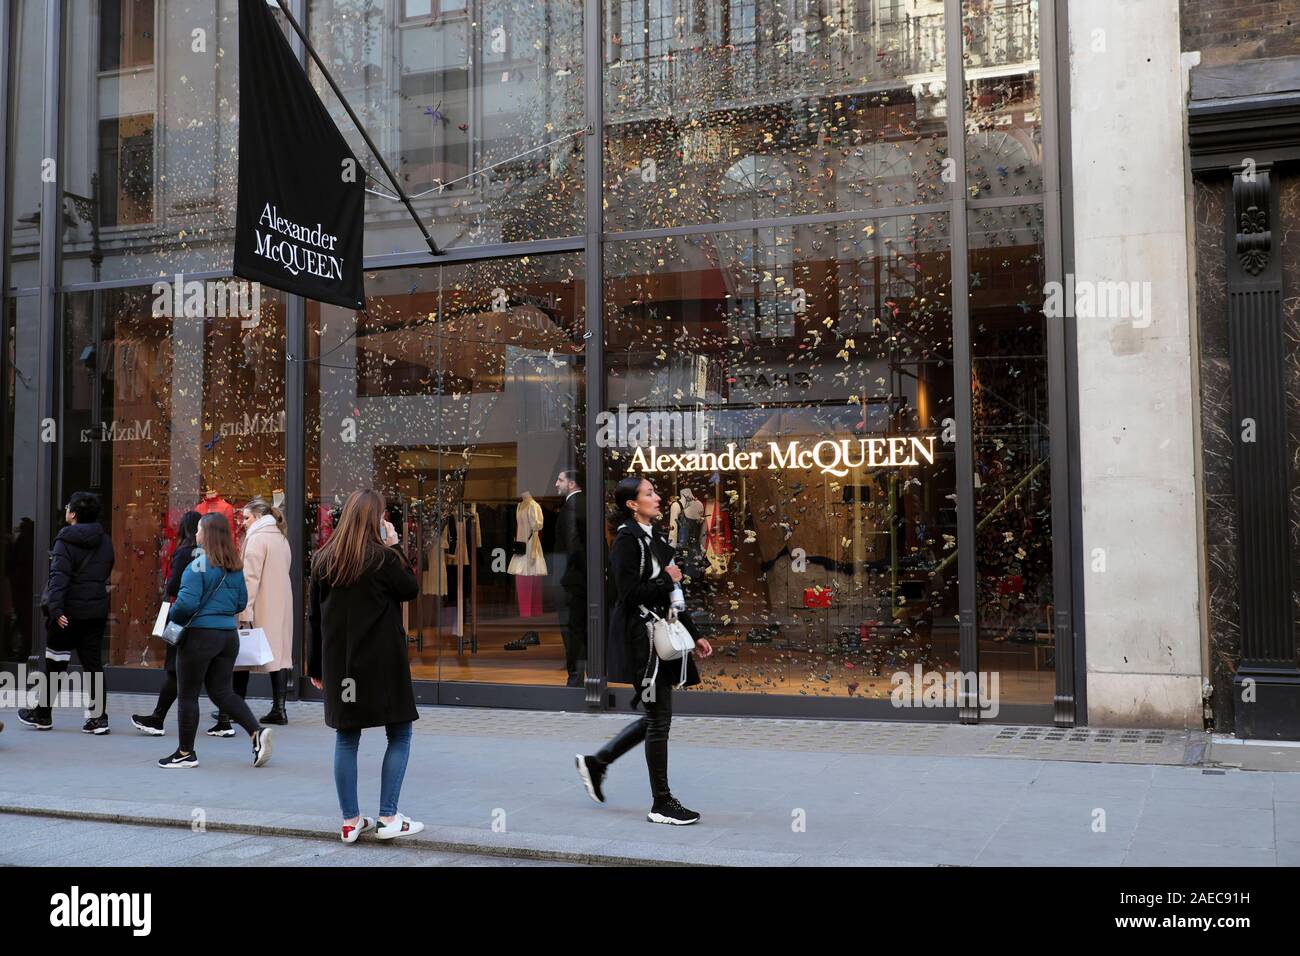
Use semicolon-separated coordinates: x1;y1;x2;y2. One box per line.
558;491;586;591
307;545;420;730
41;522;115;621
605;521;701;701
161;542;198;672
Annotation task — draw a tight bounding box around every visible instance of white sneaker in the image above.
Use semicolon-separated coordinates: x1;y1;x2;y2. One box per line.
340;816;376;844
376;813;424;840
252;727;273;767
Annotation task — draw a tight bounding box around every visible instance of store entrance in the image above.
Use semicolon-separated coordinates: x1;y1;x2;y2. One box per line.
384;444;573;686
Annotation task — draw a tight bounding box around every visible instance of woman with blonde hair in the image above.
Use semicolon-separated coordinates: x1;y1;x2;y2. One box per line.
308;490;423;842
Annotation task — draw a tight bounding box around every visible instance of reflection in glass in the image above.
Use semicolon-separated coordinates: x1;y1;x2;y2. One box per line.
605;0;950;232
60;286;288;668
605;215;959;698
963;0;1042;199
2;299;42;663
61;1;251;284
307;254;586;684
5;0;48;292
968;202;1054;703
309;0;585;256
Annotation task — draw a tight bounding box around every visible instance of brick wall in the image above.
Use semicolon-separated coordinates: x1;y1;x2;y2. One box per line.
1182;0;1300;64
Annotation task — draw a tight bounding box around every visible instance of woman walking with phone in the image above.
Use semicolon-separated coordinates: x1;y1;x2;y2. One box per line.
308;490;423;843
157;514;272;769
575;475;712;825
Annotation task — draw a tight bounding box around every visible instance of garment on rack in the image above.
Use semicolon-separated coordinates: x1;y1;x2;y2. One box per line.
446;506;481;567
507;493;547;577
423;521;449;596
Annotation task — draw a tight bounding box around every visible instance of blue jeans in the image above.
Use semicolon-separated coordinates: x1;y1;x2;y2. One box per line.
333;722;413;820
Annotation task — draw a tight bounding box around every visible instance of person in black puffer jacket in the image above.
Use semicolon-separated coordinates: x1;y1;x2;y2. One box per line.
18;491;115;734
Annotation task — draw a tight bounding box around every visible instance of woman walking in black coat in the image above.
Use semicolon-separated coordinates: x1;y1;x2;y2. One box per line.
308;489;424;843
131;511;202;736
575;476;713;825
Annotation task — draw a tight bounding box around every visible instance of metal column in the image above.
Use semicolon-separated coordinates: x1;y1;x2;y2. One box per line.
943;0;979;722
582;0;606;708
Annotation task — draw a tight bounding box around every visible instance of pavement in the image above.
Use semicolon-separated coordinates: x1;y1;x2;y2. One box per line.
2;694;1299;866
0;813;576;867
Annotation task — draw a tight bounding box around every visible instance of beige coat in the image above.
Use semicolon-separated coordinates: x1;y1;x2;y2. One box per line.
239;515;294;672
507;494;547;576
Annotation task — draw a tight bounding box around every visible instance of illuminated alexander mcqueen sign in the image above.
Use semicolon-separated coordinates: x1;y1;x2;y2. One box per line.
631;436;937;478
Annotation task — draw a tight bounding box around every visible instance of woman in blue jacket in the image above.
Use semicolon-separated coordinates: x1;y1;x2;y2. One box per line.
158;514;272;769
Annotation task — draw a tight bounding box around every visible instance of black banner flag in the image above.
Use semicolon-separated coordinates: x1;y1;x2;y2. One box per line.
234;0;365;309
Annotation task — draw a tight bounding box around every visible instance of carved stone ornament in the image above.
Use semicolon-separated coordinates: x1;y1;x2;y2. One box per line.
1233;169;1272;277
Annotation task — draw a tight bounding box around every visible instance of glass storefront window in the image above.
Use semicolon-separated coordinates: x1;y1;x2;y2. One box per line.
604;0;951;233
962;0;1042;200
307;253;586;684
308;0;585;256
59;283;287;668
1;298;41;664
60;1;260;284
969;202;1053;703
604;214;959;699
5;0;48;293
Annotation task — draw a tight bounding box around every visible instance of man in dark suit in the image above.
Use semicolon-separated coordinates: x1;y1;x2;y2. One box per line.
554;469;586;687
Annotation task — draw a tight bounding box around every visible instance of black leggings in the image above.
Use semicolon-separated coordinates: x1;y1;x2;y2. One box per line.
176;628;260;752
594;683;673;802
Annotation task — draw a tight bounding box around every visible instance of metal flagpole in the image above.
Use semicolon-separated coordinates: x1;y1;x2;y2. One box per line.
271;0;443;257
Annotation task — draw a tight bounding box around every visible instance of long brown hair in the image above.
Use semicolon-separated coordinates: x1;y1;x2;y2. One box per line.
312;489;386;587
241;496;288;538
198;514;243;571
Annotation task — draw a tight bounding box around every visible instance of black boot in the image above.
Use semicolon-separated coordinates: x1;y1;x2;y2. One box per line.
260;669;289;725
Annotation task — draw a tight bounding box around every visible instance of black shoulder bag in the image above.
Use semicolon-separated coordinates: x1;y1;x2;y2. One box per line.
160;571;229;646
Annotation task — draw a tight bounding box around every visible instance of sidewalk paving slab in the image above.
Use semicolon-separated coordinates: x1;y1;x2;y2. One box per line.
1;694;1297;866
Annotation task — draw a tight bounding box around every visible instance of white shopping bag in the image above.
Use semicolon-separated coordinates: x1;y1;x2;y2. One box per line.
235;627;274;669
152;603;171;638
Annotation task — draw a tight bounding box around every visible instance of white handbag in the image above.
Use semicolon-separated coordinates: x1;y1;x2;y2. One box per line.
639;605;696;661
639;605;695;688
235;627;274;669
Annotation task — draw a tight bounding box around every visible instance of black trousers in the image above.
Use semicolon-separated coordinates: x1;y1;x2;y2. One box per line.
176;628;259;752
562;583;587;676
44;617;107;716
594;683;672;802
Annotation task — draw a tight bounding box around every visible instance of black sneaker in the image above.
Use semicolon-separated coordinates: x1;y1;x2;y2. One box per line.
17;707;53;730
206;718;236;738
575;754;606;804
158;749;198;769
131;713;165;736
503;639;528;651
81;715;110;735
252;727;273;767
521;631;540;646
647;796;700;826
